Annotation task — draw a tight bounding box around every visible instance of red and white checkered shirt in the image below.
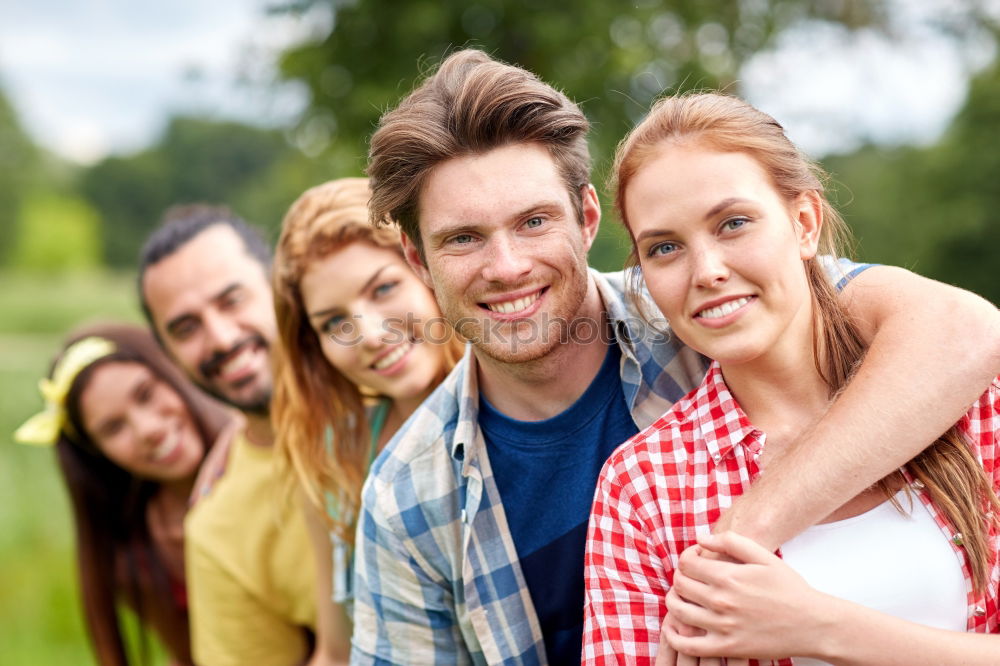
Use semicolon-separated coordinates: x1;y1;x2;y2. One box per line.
583;362;1000;665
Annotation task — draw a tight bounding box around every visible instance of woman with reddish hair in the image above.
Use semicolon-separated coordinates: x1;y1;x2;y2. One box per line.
583;93;999;665
271;178;464;661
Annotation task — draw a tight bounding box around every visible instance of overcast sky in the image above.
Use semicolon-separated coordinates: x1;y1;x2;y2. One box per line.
0;0;310;163
0;0;994;164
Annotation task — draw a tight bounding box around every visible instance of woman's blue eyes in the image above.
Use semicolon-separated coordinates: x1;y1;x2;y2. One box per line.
645;217;750;257
320;282;399;334
373;281;398;298
322;315;346;335
648;242;678;257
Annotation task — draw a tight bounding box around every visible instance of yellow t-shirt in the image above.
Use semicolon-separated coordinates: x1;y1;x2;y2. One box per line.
185;431;317;666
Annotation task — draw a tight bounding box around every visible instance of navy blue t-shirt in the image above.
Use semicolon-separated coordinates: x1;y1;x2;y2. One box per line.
479;340;638;664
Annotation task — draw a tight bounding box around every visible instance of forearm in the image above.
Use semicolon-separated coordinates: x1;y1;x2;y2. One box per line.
301;495;351;664
818;594;998;665
584;474;668;665
720;267;1000;548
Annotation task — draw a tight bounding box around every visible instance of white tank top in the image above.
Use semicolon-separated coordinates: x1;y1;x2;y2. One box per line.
780;491;967;665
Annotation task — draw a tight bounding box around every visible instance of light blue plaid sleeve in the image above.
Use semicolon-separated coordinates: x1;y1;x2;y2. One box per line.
350;468;472;665
351;470;470;664
819;255;877;291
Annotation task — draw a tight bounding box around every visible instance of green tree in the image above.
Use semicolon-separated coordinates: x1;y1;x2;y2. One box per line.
826;59;1000;304
79;116;332;267
0;85;40;265
274;0;897;269
12;192;102;272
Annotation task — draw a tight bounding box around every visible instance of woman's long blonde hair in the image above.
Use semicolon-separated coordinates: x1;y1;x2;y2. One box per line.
271;178;463;544
613;92;999;591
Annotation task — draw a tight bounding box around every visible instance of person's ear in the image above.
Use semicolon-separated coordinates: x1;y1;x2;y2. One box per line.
579;184;601;252
793;190;823;260
401;232;434;289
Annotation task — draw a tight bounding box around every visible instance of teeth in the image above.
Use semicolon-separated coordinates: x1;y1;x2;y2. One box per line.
486;292;540;314
152;431;179;462
220;346;254;377
373;342;411;370
698;296;752;319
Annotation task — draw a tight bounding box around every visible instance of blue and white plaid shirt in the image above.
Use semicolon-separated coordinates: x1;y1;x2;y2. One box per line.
350;262;868;665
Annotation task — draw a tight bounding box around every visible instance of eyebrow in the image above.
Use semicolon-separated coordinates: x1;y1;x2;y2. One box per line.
634;197;753;244
308;265;392;321
164;282;240;335
704;197;752;220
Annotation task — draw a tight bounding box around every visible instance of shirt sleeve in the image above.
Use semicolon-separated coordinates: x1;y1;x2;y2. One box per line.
582;457;670;666
185;533;310;666
818;254;877;292
964;378;1000;491
350;476;469;665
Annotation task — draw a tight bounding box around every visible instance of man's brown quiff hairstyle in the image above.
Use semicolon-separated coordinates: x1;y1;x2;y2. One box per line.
367;49;592;257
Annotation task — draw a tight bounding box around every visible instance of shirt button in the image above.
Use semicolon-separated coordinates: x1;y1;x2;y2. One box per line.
911;479;925;490
712;453;722;464
974;606;986;617
952;532;965;546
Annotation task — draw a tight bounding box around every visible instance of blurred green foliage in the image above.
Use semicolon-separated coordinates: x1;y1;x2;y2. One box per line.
274;0;891;270
0;2;998;662
79;116;336;267
0;271;142;663
12;192;103;271
827;59;1000;303
0;88;40;263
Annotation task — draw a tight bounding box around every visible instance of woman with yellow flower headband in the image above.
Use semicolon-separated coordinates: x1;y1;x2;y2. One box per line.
15;322;235;665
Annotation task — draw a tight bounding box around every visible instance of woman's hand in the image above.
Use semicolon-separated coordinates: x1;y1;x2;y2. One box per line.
661;532;832;661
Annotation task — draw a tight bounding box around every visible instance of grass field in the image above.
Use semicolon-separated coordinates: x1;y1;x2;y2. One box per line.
0;270;150;664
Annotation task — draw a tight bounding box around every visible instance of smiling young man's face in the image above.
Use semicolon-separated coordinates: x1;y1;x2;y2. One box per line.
142;224;276;413
403;141;600;366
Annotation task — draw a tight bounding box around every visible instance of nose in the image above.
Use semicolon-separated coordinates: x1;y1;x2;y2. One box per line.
691;242;730;289
356;308;392;351
481;233;532;284
131;406;166;449
202;309;242;353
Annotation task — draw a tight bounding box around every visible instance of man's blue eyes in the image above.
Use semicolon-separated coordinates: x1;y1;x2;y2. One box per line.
449;218;545;244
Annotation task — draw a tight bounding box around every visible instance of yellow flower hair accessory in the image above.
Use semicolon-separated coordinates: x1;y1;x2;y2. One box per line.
14;337;117;446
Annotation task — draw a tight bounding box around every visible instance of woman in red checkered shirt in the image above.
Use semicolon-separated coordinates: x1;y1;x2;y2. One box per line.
582;92;1000;665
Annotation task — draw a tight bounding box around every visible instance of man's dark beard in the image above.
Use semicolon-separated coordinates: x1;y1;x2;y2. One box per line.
196;334;272;415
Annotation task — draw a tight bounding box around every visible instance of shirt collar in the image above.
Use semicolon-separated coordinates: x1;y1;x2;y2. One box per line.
693;362;764;465
590;268;642;363
450;344;482;466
